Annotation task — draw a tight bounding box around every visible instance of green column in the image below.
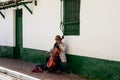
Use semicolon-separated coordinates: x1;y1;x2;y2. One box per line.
14;9;23;59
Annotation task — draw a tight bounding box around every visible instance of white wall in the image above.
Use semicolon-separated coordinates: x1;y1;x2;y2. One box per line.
65;0;120;61
0;0;120;61
0;9;15;46
23;0;62;50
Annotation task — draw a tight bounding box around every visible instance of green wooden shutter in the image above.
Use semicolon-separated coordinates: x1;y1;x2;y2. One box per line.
63;0;80;35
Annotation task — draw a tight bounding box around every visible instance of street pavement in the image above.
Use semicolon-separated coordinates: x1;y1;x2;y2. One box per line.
0;58;87;80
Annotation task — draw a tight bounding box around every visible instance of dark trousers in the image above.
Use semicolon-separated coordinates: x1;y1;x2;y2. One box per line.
46;56;62;72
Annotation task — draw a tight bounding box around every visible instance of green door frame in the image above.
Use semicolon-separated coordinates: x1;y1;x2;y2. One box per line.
14;9;23;59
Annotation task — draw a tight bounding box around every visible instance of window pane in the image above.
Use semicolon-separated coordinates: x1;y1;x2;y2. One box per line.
63;0;80;35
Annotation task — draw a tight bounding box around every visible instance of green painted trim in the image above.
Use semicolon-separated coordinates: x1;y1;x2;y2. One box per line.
67;54;120;80
0;46;14;58
0;46;120;80
21;48;49;64
15;9;23;59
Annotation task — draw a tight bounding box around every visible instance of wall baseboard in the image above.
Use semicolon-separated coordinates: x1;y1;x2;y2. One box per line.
0;46;120;80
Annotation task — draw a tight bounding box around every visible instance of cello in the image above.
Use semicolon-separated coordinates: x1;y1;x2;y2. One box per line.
47;47;60;68
47;35;64;68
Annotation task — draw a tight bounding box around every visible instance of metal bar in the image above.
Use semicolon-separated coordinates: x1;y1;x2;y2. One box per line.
0;11;5;19
0;1;32;10
63;21;79;25
23;4;32;14
35;0;37;6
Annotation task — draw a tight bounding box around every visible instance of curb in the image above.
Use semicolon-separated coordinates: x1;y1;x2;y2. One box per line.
0;67;41;80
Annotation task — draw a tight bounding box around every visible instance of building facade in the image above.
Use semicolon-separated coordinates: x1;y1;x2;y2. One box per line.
0;0;120;79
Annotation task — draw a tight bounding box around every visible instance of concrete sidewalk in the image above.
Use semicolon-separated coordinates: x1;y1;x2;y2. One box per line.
0;58;87;80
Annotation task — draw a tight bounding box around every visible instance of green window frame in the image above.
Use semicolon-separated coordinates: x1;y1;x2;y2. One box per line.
63;0;80;36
